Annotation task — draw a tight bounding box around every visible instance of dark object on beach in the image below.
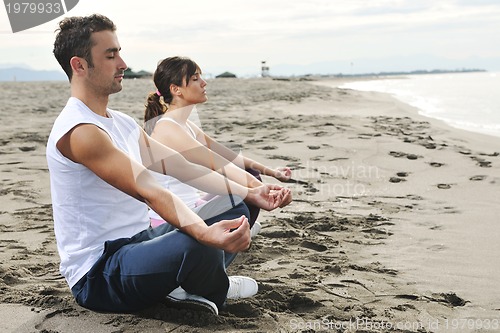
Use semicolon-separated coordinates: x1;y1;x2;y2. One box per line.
216;71;237;78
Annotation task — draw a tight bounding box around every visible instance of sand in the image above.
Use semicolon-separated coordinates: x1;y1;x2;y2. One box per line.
0;77;499;332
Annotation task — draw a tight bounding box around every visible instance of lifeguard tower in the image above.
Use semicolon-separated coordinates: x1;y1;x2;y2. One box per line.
261;61;270;77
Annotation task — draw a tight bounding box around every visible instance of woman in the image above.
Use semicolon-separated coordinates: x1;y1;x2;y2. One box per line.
144;56;292;231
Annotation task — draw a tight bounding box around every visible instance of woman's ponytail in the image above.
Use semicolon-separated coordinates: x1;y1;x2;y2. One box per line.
144;91;167;135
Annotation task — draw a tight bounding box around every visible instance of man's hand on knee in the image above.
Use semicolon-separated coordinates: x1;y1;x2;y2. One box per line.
198;216;251;253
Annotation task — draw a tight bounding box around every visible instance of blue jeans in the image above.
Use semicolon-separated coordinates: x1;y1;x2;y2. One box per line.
71;201;250;313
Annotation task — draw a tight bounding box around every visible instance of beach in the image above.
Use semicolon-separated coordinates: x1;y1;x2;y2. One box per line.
0;77;499;332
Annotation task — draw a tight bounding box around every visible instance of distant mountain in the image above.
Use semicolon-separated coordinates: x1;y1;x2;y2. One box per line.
0;67;66;81
0;63;32;70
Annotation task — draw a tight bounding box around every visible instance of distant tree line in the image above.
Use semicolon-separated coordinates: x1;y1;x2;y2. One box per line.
124;68;152;79
335;68;486;78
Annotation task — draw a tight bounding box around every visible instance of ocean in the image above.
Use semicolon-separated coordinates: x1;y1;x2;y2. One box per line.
340;71;500;139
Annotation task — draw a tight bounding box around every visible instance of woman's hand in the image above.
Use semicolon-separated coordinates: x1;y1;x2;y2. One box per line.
277;187;292;208
274;167;292;182
246;184;292;210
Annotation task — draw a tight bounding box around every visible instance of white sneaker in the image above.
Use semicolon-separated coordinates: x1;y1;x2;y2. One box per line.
227;276;258;299
250;221;262;238
165;286;219;315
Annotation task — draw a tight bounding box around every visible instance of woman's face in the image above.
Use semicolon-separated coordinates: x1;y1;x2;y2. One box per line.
179;71;207;105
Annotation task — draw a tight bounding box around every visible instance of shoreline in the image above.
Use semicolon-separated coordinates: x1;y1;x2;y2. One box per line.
313;77;500;148
0;78;498;332
326;72;500;140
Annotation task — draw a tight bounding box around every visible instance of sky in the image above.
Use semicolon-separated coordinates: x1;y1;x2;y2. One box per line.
1;0;500;77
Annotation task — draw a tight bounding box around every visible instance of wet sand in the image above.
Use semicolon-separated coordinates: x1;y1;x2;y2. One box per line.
0;77;499;332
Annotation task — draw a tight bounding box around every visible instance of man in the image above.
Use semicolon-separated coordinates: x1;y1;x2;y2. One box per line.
47;14;291;315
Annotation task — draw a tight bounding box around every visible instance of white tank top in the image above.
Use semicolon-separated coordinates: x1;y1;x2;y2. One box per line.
46;97;149;288
148;117;200;220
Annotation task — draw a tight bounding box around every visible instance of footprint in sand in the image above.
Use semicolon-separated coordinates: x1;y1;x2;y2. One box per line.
389;151;419;160
389;151;406;158
428;244;447;251
246;139;264;144
310;131;330;137
18;146;37;152
225;302;262;318
406;154;419;160
470;156;492;168
389;172;410;183
422;142;437;149
428;292;469;307
300;240;328;252
267;154;300;162
478;161;492;168
437;184;452;189
429;162;445;167
261;230;300;238
459;149;472;155
479;151;499;157
469;175;487;181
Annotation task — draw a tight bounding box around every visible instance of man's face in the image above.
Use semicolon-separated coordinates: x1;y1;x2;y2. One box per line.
86;30;127;96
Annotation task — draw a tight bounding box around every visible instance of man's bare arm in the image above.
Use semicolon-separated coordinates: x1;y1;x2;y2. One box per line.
56;124;251;252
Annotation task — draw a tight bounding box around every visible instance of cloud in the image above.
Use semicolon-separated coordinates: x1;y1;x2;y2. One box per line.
1;0;499;75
